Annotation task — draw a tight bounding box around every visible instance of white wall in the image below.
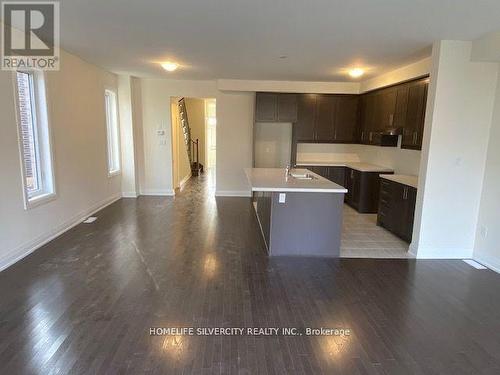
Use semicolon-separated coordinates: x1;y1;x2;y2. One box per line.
0;50;121;271
296;143;421;176
412;41;498;259
215;91;255;195
135;79;254;196
473;64;500;272
118;75;139;197
360;57;431;92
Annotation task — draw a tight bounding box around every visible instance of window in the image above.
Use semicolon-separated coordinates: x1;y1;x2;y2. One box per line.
104;89;120;176
14;71;55;209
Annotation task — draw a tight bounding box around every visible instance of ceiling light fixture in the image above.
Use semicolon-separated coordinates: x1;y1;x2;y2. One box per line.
161;61;179;72
348;68;364;78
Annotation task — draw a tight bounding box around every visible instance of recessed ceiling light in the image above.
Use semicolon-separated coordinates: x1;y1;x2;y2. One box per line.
348;68;364;78
161;61;179;72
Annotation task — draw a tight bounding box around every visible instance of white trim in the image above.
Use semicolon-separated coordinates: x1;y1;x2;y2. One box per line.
179;173;191;188
122;191;138;198
215;190;252;197
24;192;57;209
12;70;57;210
104;88;122;177
473;255;500;274
140;189;175;196
0;194;122;273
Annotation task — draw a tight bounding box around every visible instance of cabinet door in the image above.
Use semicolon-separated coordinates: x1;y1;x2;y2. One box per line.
327;167;346;186
378;179;396;231
350;169;361;208
255;93;277;122
359;94;375;144
308;166;328;178
277;94;298;122
295;94;316;141
402;187;417;242
402;79;428;149
377;87;397;131
393;84;409;129
334;95;359;142
314;95;336;142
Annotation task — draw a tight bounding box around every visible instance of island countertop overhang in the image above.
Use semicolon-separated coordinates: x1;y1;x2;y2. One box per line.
245;168;348;193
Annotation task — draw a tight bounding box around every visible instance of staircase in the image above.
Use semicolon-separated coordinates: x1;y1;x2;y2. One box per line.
178;98;203;176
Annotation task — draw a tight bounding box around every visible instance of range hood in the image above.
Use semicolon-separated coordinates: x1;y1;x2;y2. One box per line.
381;127;402;136
370;128;401;147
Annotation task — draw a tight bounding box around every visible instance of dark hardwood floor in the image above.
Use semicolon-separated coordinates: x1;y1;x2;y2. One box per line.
1;172;500;374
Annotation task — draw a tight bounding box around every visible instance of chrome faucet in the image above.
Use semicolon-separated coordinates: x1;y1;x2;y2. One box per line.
285;164;291;177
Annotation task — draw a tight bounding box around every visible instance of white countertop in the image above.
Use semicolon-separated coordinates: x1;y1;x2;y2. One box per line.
296;161;394;173
379;174;418;188
245;168;347;193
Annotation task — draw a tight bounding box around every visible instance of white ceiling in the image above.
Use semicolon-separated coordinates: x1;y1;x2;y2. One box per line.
58;0;500;81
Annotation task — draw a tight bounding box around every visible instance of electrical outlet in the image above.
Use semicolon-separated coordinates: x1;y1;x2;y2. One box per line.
480;225;488;239
279;193;286;203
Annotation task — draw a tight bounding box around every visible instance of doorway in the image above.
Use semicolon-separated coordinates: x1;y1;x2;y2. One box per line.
171;97;216;193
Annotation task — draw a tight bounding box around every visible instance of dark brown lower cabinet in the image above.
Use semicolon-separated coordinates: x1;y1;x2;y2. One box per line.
344;168;390;213
307;166;346;187
303;165;391;214
377;179;417;243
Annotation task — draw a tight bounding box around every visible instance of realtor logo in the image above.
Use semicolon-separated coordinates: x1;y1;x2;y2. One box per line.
1;1;60;70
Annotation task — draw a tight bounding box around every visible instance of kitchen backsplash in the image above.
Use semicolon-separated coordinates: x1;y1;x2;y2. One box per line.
297;142;422;176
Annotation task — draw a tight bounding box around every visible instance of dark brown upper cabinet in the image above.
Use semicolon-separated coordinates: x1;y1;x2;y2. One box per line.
359;93;377;144
255;93;297;123
314;95;337;142
358;76;429;149
334;95;359;143
295;94;316;141
277;94;298;122
255;93;277;122
294;94;359;143
401;79;428;150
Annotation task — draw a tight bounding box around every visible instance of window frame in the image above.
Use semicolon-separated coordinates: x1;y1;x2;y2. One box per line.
13;70;57;210
104;88;121;177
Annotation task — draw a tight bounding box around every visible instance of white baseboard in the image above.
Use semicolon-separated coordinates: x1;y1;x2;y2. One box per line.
122;191;138;198
215;190;251;197
413;245;473;259
179;174;192;188
473;255;500;274
0;194;122;273
140;189;175;196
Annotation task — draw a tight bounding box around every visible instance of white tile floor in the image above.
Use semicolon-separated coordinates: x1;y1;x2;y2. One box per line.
340;204;414;258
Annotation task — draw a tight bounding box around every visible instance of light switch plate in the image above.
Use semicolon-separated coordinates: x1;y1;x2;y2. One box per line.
278;193;286;203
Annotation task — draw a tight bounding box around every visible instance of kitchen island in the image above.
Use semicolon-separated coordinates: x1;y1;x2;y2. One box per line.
245;168;347;257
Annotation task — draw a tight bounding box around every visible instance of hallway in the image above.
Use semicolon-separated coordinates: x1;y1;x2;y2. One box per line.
1;174;500;374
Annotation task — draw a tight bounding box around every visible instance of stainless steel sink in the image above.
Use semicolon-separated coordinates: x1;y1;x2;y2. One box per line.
290;170;317;180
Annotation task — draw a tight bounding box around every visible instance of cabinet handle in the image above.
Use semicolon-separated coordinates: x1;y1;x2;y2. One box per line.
361;131;364;141
413;131;417;145
389;114;394;126
334;129;337;140
351;170;354;179
403;186;408;200
369;132;373;142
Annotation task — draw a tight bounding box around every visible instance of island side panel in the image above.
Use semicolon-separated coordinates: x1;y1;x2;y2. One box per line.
253;191;272;253
269;192;344;257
